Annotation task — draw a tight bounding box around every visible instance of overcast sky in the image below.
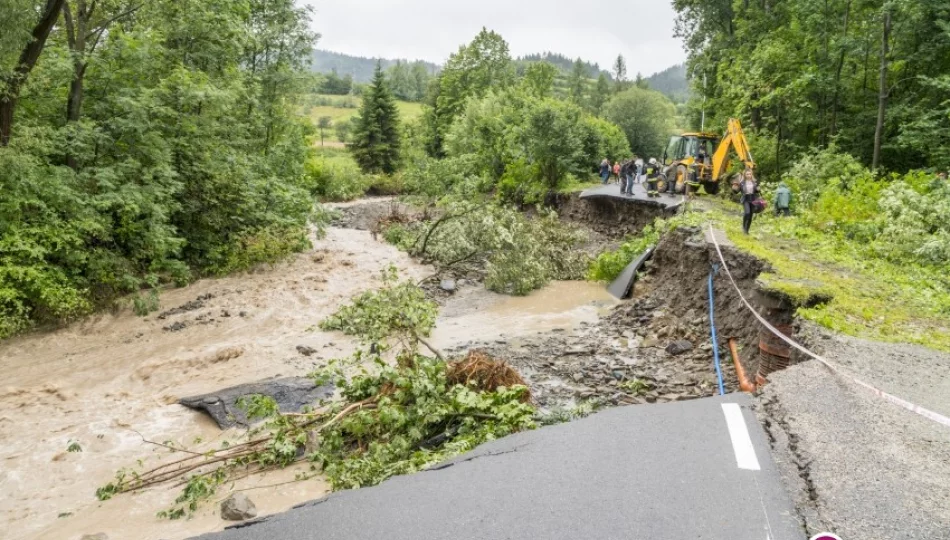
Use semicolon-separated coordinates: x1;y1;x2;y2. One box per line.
303;0;687;76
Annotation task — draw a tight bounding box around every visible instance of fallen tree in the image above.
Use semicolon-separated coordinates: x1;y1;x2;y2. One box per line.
97;268;536;518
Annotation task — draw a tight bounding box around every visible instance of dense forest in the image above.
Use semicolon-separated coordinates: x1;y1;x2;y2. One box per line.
517;53;604;79
674;0;950;173
0;0;318;337
310;49;439;83
310;49;687;103
644;64;689;103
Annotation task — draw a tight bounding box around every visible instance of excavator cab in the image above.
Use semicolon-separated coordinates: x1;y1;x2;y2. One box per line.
662;133;720;194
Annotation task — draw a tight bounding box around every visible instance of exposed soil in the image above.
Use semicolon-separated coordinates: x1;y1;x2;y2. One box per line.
554;192;676;238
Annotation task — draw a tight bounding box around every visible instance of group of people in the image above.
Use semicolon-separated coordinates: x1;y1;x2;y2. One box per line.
599;158;795;235
598;157;664;198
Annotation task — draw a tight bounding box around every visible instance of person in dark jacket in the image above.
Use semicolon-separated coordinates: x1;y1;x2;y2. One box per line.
739;168;759;234
599;158;610;184
619;160;630;194
774;182;792;216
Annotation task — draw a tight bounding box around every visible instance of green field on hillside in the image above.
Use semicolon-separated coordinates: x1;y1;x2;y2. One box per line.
307;94;424;145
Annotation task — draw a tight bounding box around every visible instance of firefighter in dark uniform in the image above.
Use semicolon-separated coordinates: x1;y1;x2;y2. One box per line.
687;149;707;194
646;158;661;198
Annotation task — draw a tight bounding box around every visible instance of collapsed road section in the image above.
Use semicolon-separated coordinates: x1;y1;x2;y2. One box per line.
195;395;801;540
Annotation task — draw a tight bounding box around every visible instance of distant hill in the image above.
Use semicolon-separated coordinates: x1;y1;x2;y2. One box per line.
311;48;687;103
645;64;689;103
310;50;440;83
517;53;606;79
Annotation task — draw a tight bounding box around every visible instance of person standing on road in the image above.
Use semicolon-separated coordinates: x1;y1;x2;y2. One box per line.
635;157;645;185
774;182;792;217
646;158;661;198
599;158;610;184
620;160;630;194
739;168;760;234
613;161;621;183
625;157;637;195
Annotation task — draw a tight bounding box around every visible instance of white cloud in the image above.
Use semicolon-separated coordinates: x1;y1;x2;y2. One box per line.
303;0;686;76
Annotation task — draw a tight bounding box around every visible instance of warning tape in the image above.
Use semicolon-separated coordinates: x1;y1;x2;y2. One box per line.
707;224;950;430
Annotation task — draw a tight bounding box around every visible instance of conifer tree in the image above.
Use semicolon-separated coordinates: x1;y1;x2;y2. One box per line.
350;63;402;174
591;73;611;113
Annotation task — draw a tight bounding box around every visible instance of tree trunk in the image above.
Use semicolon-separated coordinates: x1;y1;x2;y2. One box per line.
872;10;891;171
830;0;852;136
66;64;86;123
0;0;66;146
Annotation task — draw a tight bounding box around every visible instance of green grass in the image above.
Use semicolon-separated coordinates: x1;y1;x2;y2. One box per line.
307;94;424;145
694;199;950;352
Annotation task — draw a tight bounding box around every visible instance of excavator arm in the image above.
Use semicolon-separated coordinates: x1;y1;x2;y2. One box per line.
711;118;755;180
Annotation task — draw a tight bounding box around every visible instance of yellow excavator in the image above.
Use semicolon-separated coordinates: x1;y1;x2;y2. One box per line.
658;118;755;195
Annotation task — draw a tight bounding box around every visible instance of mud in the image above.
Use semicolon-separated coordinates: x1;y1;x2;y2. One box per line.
0;224;428;540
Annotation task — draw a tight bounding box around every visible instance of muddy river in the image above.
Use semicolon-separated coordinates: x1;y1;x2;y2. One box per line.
0;214;617;540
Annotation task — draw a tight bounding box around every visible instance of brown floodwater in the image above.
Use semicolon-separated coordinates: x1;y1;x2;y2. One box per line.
0;211;618;540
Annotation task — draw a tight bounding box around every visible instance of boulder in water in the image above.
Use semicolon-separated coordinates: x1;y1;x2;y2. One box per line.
439;279;457;293
221;493;257;521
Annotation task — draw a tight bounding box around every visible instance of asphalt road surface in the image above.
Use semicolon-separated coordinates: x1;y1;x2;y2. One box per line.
580;182;685;210
196;394;802;540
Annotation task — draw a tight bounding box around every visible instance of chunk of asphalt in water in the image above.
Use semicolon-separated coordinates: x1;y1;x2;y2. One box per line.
179;377;335;429
607;246;655;300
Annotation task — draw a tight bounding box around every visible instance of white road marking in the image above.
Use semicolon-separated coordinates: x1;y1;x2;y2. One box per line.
722;403;761;471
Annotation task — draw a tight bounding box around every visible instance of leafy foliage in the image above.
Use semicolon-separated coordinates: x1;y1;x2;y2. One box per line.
381;202;590;296
587;212;706;282
320;266;439;347
674;0;950;173
306;149;370;201
423;29;515;157
312;355;536;490
603;87;677;158
0;0;318;337
444;87;629;201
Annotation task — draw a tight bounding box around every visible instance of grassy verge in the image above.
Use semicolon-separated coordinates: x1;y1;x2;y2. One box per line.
705;199;950;351
588;197;950;351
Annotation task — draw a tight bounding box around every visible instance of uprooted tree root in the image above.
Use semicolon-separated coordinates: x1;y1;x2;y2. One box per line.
447;350;532;402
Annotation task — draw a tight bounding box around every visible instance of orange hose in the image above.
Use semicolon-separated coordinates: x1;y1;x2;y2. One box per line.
729;338;757;393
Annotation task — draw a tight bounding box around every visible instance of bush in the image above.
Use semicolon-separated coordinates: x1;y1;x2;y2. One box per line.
782;146;868;210
401;154;489;200
320;266;438;346
305;152;370;202
876;175;950;265
207;226;312;276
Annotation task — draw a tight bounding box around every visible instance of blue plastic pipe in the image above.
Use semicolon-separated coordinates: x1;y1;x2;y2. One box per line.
708;266;726;396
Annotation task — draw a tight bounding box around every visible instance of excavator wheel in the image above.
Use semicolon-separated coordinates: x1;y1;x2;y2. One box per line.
702;181;721;195
674;165;689;194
